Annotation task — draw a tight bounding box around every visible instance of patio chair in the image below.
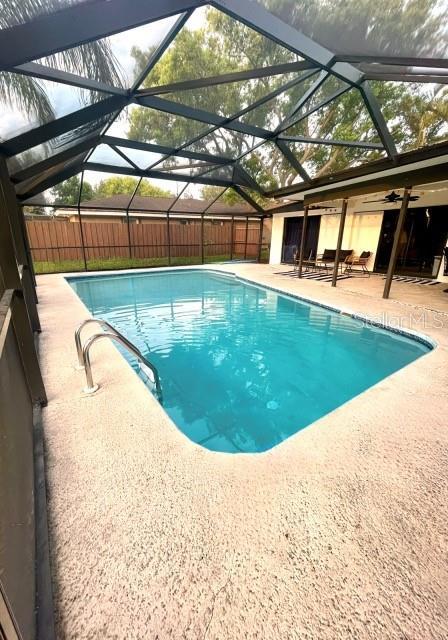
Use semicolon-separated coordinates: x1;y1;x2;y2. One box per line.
338;249;354;267
344;251;371;276
315;249;353;273
293;249;314;272
313;249;336;273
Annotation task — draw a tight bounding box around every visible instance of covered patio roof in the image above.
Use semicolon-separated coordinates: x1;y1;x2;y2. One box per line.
0;0;447;214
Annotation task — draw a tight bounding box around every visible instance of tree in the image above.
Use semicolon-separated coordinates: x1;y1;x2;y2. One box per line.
261;0;447;60
94;176;172;199
200;185;270;207
129;8;297;160
0;0;123;126
23;205;47;217
128;3;447;189
52;175;94;205
50;175;171;205
200;186;246;206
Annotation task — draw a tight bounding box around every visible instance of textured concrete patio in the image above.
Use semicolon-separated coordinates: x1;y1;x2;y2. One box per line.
37;264;448;640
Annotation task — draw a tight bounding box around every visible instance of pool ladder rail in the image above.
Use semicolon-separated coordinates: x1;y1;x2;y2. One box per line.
75;319;162;402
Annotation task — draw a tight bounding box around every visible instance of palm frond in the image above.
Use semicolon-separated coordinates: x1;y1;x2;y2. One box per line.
1;0;125;88
0;72;55;123
41;41;124;89
1;0;125;131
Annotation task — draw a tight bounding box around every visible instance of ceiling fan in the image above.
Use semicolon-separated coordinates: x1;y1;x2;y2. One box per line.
363;190;420;204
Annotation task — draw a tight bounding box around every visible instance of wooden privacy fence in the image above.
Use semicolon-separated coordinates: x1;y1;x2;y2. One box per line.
26;217;263;267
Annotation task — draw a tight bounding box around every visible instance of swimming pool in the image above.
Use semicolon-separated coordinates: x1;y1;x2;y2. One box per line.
69;269;431;453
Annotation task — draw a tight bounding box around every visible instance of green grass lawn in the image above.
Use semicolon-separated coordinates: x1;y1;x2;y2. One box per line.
33;254;253;274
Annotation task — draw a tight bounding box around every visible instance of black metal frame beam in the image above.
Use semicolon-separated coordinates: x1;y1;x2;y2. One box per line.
270;141;448;200
202;187;229;214
22;202;264;218
10;136;102;183
80;162;236;187
18;162;85;202
357;63;448;76
102;135;230;165
0;0;206;71
363;73;448;84
131;11;193;92
278;70;329;128
276;86;351;135
232;165;262;193
278;135;384;150
136;95;271;140
275;140;311;182
358;81;398;159
77;171;88;269
136;60;317;96
333;55;448;69
12;62;128;96
0;95;128;157
266;200;304;214
209;0;362;85
98;10;194;153
233;185;264;213
134;70;318;184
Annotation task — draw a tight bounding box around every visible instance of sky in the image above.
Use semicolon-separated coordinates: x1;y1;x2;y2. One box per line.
0;8;207;140
1;8;209;198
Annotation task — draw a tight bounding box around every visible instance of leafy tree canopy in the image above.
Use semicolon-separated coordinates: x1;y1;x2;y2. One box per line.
200;186;246;206
23;205;47;216
128;3;447;190
50;175;172;206
52;175;92;205
94;176;172;199
261;0;448;59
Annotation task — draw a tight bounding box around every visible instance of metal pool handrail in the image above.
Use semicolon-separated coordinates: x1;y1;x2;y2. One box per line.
81;331;162;401
75;318;118;368
76;319;162;401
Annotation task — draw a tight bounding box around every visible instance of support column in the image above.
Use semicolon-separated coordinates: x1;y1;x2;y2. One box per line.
126;178;141;261
257;216;264;263
0;159;47;406
331;197;348;287
383;187;412;299
0;157;42;332
230;216;235;261
125;207;132;259
19;209;38;294
244;217;249;260
201;213;205;264
77;172;88;271
167;213;171;266
297;205;309;278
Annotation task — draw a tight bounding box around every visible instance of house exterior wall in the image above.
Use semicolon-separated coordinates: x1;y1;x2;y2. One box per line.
317;211;384;272
269;207;384;271
269;186;448;269
270;215;285;264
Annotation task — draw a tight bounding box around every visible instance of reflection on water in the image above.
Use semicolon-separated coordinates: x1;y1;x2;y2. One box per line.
70;271;429;453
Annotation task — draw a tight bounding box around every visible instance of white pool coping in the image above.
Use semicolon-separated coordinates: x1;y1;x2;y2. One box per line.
37;264;448;639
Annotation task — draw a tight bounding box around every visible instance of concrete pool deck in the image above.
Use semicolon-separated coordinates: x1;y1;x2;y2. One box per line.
37;264;448;639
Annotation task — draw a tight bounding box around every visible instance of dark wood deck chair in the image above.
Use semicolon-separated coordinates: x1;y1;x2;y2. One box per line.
344;251;371;276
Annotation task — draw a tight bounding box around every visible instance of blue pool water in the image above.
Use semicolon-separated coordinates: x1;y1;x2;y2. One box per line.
69;270;430;453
